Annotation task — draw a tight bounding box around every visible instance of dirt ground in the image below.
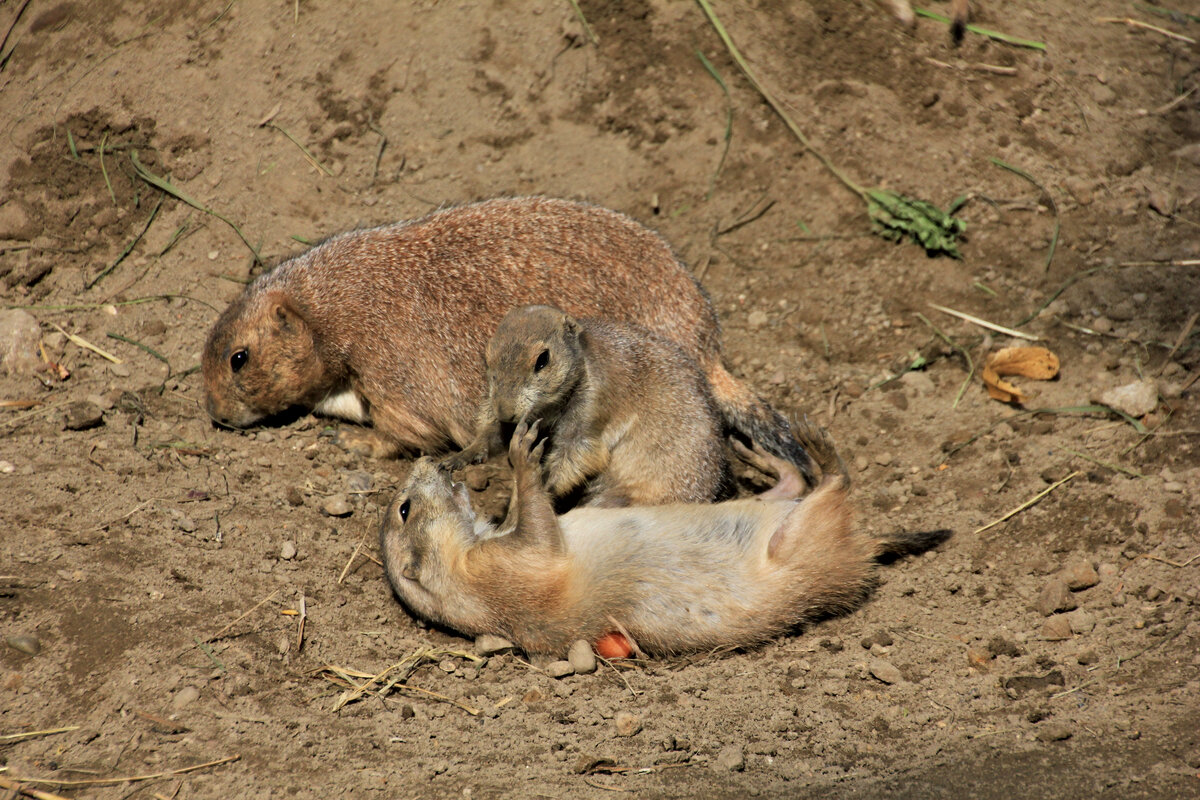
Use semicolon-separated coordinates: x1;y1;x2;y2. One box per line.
2;0;1199;797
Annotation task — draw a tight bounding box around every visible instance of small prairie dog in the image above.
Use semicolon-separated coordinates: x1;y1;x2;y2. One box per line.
381;419;949;657
202;197;814;482
444;305;730;508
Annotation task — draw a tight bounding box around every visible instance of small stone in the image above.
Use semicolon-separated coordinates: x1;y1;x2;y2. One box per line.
172;685;200;710
174;516;197;534
842;381;864;399
868;660;903;685
1163;481;1184;493
1063;176;1094;206
0;310;41;375
1035;723;1073;742
1042;615;1073;641
109;362;132;378
0;460;13;474
63;401;104;431
1059;561;1099;591
1111;592;1127;607
6;635;40;656
567;640;597;674
1097;562;1119;581
280;541;297;561
1041;465;1072;484
1066;609;1096;634
986;635;1021;658
854;455;869;473
207;250;219;260
715;743;745;772
474;634;516;656
1096;380;1158;419
344;470;372;493
874;452;893;467
286;486;305;507
1076;649;1099;666
613;711;642;737
1037;579;1077;616
546;661;574;679
966;648;991;671
321;494;353;517
860;630;894;649
899;370;936;395
747;310;769;330
438;659;458;674
256;431;275;443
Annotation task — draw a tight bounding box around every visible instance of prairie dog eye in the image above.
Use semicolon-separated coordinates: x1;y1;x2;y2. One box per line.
398;499;410;522
230;349;249;373
533;349;550;373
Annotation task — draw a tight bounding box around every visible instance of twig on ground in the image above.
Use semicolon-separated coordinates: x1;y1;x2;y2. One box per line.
1140;552;1200;568
50;323;123;363
205;589;281;643
4;756;240;788
916;312;977;407
928;303;1040;341
695;50;733;200
106;333;171;373
0;777;71;800
0;726;80;744
914;7;1047;49
1061;448;1146;478
337;525;369;584
85;198;163;290
1096;16;1196;43
565;0;599;45
974;471;1080;534
265;123;334;176
991;159;1059;274
925;57;1018;76
1159;311;1198;371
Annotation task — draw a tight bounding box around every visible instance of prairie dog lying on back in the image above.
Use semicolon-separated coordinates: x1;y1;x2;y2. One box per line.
381;419;949;657
201;197;816;485
443;305;730;507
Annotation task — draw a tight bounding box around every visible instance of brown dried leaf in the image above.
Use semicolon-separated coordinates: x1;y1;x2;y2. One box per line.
982;346;1060;404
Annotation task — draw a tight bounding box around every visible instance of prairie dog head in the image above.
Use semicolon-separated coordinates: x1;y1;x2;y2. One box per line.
484;305;585;426
379;458;482;627
202;288;333;428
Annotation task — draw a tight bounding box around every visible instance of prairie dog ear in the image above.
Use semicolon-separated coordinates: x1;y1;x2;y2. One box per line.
452;482;477;523
401;565;420;582
265;291;305;333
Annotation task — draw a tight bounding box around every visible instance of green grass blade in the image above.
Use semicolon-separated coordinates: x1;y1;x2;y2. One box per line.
914;7;1047;49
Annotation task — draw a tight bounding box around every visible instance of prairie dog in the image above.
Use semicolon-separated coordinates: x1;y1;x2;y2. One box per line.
883;0;969;41
381;419;949;657
443;305;730;508
202;197;815;482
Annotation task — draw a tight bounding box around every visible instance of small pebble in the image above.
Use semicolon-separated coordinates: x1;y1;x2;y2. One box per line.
613;711;642;737
322;494;353;517
1041;615;1073;641
1035;723;1073;742
286;486;305;507
715;743;745;772
1076;649;1099;666
1066;609;1096;634
109;362;132;378
172;685;200;710
1059;561;1099;591
6;634;40;656
987;635;1021;658
854;455;869;473
344;470;372;493
746;310;769;330
1041;466;1072;484
868;660;903;685
1096;380;1158;418
474;634;516;656
174;516;197;534
0;460;14;474
567;640;597;674
966;648;991;671
1037;579;1077;617
546;661;574;679
874;452;893;467
280;541;297;561
438;659;457;674
1097;562;1119;581
860;630;894;649
63;401;104;431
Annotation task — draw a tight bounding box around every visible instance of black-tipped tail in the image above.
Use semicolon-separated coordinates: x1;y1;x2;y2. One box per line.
873;528;952;562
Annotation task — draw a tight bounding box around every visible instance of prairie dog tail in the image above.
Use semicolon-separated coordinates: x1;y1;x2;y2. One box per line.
707;363;818;488
872;528;953;560
950;0;969;43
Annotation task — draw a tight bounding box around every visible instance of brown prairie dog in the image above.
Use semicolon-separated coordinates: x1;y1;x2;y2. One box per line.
202;197;815;483
444;305;730;508
380;419;949;657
